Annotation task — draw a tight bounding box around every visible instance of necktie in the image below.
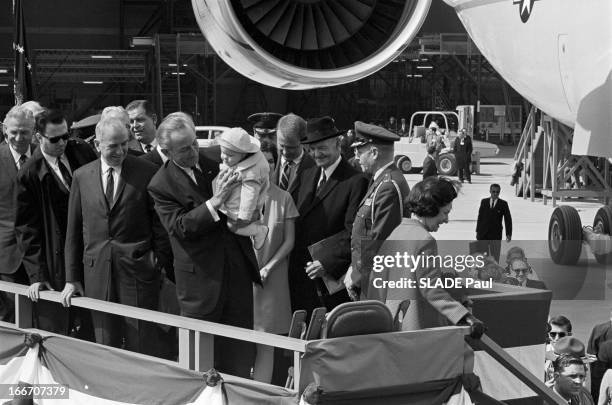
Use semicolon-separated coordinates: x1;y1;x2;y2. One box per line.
316;171;327;195
144;144;152;153
105;168;115;206
18;154;27;170
279;160;293;190
57;158;72;188
192;166;203;186
491;199;496;209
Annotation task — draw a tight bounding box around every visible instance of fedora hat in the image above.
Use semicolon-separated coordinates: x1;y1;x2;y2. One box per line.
551;337;596;363
302;116;343;144
217;127;260;154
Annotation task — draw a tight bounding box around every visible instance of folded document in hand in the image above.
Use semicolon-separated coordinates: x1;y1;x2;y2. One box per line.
308;234;346;295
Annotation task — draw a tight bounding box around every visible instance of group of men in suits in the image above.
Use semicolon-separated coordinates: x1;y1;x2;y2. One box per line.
1;101;432;378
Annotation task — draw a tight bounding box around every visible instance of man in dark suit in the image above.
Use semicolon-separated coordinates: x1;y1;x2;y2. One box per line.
453;128;473;183
344;122;410;300
61;117;171;355
148;114;261;378
422;143;438;180
15;109;97;335
126;100;158;155
476;183;512;263
274;113;316;204
589;313;612;402
289;116;368;318
0;106;36;321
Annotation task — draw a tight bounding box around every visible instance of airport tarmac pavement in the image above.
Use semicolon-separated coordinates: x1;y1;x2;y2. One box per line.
397;145;611;345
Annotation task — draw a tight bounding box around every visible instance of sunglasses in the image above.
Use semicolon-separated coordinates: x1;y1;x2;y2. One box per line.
513;268;530;274
42;133;70;144
549;332;567;338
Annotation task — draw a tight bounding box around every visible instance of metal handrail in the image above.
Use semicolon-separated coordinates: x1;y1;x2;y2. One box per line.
0;280;306;389
0;281;565;403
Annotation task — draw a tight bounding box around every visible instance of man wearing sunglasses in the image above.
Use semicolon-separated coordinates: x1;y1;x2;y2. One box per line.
15;109;97;335
545;316;573;382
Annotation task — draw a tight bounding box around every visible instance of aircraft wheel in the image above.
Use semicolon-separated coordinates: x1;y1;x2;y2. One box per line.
593;206;612;264
548;206;582;265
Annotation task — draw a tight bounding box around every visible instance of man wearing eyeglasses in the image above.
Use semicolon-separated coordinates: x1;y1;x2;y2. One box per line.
15;109;97;335
476;183;512;262
508;258;546;289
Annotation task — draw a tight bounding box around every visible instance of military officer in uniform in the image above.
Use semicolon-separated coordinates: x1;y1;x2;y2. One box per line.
248;112;282;143
344;121;411;299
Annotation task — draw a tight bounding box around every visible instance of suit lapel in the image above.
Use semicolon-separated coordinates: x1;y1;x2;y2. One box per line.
300;160;345;217
0;144;18;176
170;160;206;204
92;160;109;211
112;159;129;210
288;153;311;195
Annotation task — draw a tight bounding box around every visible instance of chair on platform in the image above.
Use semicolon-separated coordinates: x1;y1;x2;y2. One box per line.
321;300;394;339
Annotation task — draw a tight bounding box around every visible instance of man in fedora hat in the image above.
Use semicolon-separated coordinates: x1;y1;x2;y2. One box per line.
248;112;282;143
343;121;410;300
289;116;368;318
545;336;596;385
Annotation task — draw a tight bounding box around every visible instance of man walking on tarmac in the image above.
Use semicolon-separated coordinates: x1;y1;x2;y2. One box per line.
476;183;512;263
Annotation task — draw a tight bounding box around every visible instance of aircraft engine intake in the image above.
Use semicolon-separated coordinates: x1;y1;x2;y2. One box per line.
192;0;432;89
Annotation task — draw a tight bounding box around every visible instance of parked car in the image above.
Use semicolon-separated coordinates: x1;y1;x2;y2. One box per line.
195;126;229;148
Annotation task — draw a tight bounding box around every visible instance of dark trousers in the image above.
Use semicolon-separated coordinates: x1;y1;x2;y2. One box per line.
458;162;471;182
91;261;160;356
0;267;29;322
477;239;502;263
34;302;95;341
182;240;255;378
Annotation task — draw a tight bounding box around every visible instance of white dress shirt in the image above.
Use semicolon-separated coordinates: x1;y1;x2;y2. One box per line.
8;143;32;169
318;155;342;187
140;139;158;153
100;159;121;198
41;149;71;189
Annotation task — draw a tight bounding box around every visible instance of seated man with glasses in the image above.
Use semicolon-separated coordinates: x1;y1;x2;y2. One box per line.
508;257;546;289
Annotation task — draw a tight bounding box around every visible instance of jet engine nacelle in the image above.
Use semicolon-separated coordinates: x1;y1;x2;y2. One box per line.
191;0;431;90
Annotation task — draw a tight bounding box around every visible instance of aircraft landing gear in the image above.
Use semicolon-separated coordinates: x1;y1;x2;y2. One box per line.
548;205;612;264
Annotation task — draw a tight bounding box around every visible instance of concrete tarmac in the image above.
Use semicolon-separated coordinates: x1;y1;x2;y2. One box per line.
397;144;611;344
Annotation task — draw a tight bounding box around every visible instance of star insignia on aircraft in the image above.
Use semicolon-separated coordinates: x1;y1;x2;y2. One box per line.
513;0;539;23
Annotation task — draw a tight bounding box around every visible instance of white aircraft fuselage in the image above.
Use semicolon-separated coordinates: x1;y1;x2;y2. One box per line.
444;0;612;157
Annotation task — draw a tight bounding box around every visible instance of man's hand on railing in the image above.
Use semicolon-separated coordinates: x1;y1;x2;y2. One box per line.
60;282;84;307
28;282;54;302
462;314;487;339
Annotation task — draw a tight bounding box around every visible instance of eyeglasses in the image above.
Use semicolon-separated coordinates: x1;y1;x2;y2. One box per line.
513;268;530;274
549;331;567;338
42;133;70;144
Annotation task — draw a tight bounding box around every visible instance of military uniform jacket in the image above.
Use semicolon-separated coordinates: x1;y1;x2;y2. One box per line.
350;163;410;296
